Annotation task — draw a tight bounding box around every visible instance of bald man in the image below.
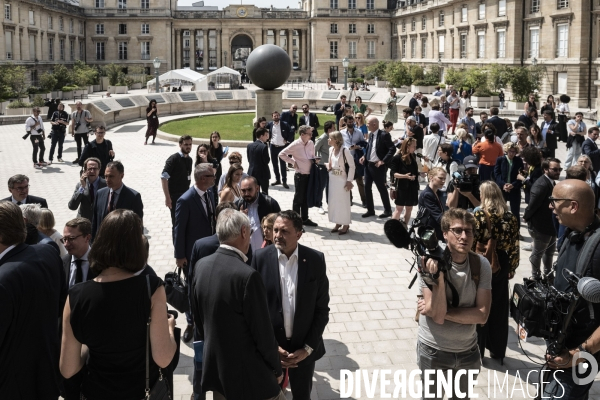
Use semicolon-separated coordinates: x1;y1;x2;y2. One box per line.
543;179;600;398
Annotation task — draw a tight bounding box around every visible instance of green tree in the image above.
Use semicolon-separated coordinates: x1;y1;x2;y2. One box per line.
0;65;28;97
463;67;489;95
385;61;411;87
103;63;123;86
408;64;424;83
39;72;58;92
363;61;387;80
488;63;510;92
72;60;99;87
52;64;72;89
507;66;543;102
348;64;357;79
443;67;466;90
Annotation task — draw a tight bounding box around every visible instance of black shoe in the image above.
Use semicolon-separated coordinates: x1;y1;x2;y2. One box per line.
271;181;281;186
72;158;79;164
379;211;392;218
183;324;194;343
303;219;318;227
282;182;289;189
362;211;375;218
360;203;367;208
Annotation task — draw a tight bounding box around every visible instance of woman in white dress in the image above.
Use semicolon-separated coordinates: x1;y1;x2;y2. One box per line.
458;90;471;119
327;131;355;235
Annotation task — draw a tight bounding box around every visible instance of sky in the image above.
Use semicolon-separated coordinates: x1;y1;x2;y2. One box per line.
177;0;301;8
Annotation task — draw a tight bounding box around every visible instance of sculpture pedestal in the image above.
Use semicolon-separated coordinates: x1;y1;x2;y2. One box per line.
255;89;283;122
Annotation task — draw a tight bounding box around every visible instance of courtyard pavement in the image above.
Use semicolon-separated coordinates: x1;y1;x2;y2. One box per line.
1;112;599;400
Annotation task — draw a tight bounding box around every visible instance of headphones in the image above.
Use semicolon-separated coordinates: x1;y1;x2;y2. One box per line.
568;217;600;243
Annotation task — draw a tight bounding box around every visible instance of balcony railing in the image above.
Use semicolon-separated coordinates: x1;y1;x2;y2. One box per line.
141;53;150;60
84;8;170;16
367;53;376;59
348;53;357;59
316;8;391;17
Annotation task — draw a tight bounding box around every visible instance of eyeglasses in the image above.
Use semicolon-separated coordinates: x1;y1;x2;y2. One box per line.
86;167;99;171
548;167;563;172
96;131;106;135
12;185;30;192
448;228;474;237
60;234;83;244
549;196;574;208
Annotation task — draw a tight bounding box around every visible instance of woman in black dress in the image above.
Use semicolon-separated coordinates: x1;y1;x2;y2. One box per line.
523;93;537;114
145;99;159;145
252;117;267;141
208;131;228;192
390;137;419;226
60;210;177;400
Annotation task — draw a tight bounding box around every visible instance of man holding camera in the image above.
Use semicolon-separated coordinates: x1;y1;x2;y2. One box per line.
417;208;492;399
446;155;481;210
543;179;600;399
70;101;93;164
24;107;46;169
48;103;69;164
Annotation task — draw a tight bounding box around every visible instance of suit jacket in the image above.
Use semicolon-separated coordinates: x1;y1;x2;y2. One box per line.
494;155;524;192
517;115;534;130
418;186;444;241
299;113;320;141
234;193;281;224
246;140;271;182
62;254;97;288
540;119;559;150
487;116;507;138
267;121;294;144
91;184;144;240
174;186;216;262
0;243;67;399
1;195;48;208
333;102;347;122
364;129;396;165
409;97;419;111
582;138;600;173
191;247;282;400
78;139;114;175
68;177;107;221
251;245;330;364
280;111;298;134
523;175;555;233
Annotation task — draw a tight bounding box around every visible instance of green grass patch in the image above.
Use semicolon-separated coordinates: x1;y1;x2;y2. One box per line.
160;112;255;141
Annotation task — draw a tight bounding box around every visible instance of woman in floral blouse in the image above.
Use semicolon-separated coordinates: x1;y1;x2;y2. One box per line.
472;180;519;364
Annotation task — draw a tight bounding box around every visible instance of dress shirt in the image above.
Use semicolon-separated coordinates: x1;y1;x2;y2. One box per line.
220;244;248;263
447;95;460;109
246;196;264;251
541;121;552;141
69;247;91;287
0;245;16;261
428;110;451;132
278;245;299;339
368;131;380;163
78;176;101;194
271;122;285;146
303;113;310;126
193;185;210;215
160;151;187;179
279;138;315;175
341;128;364;156
460;117;477;135
10;196;26;205
107;184;123;212
25;115;45;134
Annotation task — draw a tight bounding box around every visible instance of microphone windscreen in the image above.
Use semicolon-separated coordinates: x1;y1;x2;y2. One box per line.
578;277;600;303
384;219;411;249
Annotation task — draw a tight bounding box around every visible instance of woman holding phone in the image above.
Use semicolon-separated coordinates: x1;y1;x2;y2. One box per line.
145;100;159;145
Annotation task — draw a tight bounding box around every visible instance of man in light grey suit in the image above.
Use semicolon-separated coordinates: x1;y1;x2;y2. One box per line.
68;157;106;220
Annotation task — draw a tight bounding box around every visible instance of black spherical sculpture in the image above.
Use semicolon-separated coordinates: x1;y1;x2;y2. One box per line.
246;44;292;90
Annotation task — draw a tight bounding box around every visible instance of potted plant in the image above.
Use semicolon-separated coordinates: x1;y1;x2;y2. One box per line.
506;65;543;110
411;65;441;94
464;67;494;107
384;61;411;91
6;99;33;115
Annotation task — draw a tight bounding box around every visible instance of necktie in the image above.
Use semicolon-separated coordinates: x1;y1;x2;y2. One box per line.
74;259;83;284
203;192;215;233
108;190;116;212
89;183;95;203
16;201;22;205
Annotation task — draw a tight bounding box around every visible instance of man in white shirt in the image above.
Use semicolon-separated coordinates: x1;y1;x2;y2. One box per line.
62;218;95;287
24;107;46;169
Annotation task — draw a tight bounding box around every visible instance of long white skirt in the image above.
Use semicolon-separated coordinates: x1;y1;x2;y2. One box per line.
328;171;352;225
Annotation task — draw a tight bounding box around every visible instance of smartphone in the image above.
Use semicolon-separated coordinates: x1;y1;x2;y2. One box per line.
223;146;229;154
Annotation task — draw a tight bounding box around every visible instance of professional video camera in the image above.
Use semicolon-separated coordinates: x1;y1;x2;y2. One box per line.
384;207;449;286
452;165;479;192
511;270;600;356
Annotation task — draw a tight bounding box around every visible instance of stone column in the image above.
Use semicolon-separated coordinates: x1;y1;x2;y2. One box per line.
274;29;279;47
174;29;180;69
14;29;21;60
216;29;221;68
302;29;308;71
38;32;43;62
0;30;5;61
260;29;266;46
287;29;293;57
190;30;195;69
255;89;283;122
203;30;209;70
22;31;30;61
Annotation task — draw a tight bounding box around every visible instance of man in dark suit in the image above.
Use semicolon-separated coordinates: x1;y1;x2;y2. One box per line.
280;104;299;135
78;125;115;178
582;126;600;173
267;111;294;189
174;162;217;343
360;117;396;218
487;107;507;139
0;201;67;399
517;107;536;130
299;104;320;142
62;217;95;287
523;157;562;280
475;112;488;136
191;209;284;400
540;110;559;158
251;211;330;400
247;128;271;194
333;94;348;129
91;161;143;240
3;174;48;208
494;143;524;227
68;157;107;220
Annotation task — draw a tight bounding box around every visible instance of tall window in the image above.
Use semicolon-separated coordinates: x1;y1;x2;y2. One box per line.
529;27;539;57
330;23;337;34
70;19;74;33
461;6;467;22
266;29;274;45
367;24;375;34
557;0;568;8
141;23;149;34
79;22;83;34
118;0;127;9
367;40;375;58
401;38;406;58
422;16;426;30
477;31;485;58
59;17;63;31
48;38;54;61
498;0;506;16
421;38;427;59
478;3;485;19
411;38;416;58
70;40;74;60
348;0;356;9
411;18;416;31
59;39;65;60
48;16;53;29
184;38;190;48
96;24;104;34
96;42;105;60
349;23;356;34
402;20;406;32
531;0;540;12
119;24;127;34
29;36;35;59
29;10;35;25
118;42;127;60
460;33;467;58
497;30;505;58
80;41;84;59
95;0;105;7
330;41;338;58
438;35;445;58
392;38;398;59
557;24;568;57
439;11;444;27
366;0;374;9
4;4;11;20
330;0;338;9
141;41;150;59
5;31;12;59
208;29;217;69
348;41;356;58
141;0;149;8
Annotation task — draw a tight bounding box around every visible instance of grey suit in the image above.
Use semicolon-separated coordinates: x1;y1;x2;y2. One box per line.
68;177;106;220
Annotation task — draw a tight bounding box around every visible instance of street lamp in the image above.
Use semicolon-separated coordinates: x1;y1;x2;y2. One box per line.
153;57;161;93
342;57;349;90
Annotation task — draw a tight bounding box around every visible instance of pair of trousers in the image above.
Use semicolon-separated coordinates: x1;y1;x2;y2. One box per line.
478;164;495;182
449;108;459;133
417;341;481;400
293;173;310;220
355;175;366;203
270;144;288;183
528;228;556;279
49;131;65;161
169;193;183;244
257;177;269;195
503;189;521;227
564;140;582;168
74;133;89;159
364;162;392;213
30;135;46;163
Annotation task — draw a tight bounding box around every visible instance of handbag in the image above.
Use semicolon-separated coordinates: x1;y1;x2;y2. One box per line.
389;188;397;200
475;210;501;274
145;275;173;400
340;147;350;177
164;266;189;313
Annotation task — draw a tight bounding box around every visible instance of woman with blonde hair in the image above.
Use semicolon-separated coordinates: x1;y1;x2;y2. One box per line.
472;180;519;364
451;128;473;163
417;167;447;240
261;213;278;247
355;112;368;135
327;131;355;234
38;208;67;256
389;137;419;225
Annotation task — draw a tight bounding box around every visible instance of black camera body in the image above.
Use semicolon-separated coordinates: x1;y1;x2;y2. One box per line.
75;122;81;131
452;170;479;192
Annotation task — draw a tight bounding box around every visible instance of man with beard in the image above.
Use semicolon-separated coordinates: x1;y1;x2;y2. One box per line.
267;111;293;189
460;107;477;137
161;135;193;238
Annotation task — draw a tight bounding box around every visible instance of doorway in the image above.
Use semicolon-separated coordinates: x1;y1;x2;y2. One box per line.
231;34;253;71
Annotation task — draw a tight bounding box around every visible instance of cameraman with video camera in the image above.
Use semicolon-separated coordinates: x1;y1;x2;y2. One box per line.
542;179;600;399
446;155;481;211
417;208;492;399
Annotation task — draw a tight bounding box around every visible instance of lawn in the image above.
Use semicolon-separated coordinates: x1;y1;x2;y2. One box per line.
160;112;255;141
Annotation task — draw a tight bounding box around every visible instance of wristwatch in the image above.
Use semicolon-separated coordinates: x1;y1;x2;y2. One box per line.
578;344;590;354
304;344;313;356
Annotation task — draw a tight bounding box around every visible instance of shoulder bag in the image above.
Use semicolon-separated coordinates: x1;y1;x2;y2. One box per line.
164;266;189;313
475;210;501;274
340;147;350;177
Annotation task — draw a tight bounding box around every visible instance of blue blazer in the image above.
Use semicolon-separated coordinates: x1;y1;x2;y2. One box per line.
266;121;294;144
91;184;143;240
174;186;216;262
494;155;524;191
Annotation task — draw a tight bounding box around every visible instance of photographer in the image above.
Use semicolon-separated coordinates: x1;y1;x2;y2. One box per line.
543;180;600;398
446;155;481;210
70;101;93;164
48;103;69;164
24;107;46;169
79;126;115;178
417;208;492;399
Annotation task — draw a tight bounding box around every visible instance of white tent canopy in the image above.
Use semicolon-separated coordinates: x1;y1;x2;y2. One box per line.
206;66;241;77
147;68;207;90
206;66;242;89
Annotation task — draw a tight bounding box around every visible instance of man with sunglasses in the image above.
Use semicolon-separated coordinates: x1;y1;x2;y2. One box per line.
523;157;562;280
68;157;107;221
299;104;320;142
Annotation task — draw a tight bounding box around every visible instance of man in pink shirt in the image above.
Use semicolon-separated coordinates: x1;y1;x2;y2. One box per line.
279;125;319;227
